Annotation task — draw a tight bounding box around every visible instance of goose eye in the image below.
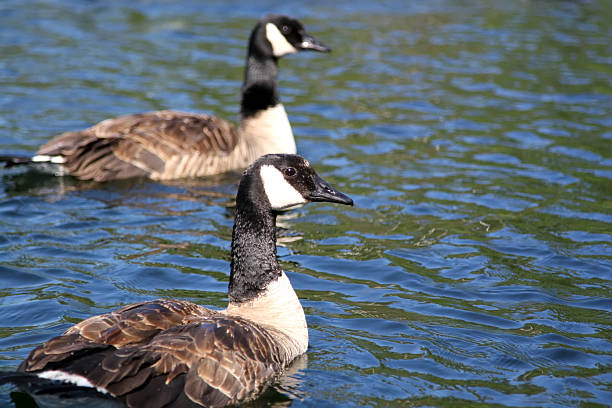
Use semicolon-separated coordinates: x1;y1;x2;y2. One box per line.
281;25;290;34
283;167;296;177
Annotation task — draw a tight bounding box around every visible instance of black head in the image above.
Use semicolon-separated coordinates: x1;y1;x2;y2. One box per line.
250;15;331;58
240;154;353;211
229;154;351;304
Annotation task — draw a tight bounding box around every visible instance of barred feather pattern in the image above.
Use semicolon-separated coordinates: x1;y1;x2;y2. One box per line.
35;106;297;181
18;299;296;408
36;111;244;181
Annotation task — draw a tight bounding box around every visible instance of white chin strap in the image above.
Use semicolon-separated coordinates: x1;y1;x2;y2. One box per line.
260;165;307;210
265;23;298;57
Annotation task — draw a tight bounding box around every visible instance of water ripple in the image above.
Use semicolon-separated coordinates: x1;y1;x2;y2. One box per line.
1;1;611;407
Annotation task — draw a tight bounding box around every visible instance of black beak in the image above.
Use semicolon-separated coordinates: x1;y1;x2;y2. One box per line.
299;33;331;53
307;175;353;205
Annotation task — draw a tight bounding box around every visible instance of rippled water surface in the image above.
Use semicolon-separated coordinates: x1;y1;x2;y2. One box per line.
1;0;611;406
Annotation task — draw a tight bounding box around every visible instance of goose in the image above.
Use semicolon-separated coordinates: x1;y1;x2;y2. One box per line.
0;15;330;181
5;154;353;407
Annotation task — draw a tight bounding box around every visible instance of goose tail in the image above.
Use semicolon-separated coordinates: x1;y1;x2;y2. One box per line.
0;371;121;408
0;155;32;168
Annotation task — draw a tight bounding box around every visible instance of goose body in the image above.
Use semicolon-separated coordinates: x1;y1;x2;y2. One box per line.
2;16;330;181
13;154;353;407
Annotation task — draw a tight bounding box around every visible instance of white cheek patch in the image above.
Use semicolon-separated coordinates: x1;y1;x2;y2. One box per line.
265;23;298;57
260;165;306;210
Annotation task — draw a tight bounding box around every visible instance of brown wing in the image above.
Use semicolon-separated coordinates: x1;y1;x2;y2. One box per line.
19;300;290;408
18;299;210;372
36;110;240;181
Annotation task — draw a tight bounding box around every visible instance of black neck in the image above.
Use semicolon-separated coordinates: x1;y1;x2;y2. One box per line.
240;30;280;118
228;173;281;303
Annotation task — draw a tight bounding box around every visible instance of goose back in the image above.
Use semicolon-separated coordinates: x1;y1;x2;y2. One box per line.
19;299;294;407
35;110;242;181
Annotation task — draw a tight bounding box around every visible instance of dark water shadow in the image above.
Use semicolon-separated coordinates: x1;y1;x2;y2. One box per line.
1;168;242;207
1;169;101;198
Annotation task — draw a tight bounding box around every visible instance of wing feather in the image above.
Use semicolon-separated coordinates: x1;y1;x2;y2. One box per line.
36;110;240;181
19;300;293;407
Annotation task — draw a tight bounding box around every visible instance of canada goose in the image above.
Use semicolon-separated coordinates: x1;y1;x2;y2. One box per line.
5;154;353;407
0;15;330;181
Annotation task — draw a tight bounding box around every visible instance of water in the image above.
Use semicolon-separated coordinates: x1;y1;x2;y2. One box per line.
1;0;611;406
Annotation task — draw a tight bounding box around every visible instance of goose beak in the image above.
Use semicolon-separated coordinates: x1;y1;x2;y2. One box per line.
299;34;331;53
308;175;353;205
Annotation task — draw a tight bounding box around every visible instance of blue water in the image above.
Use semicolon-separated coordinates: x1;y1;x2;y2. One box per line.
1;0;611;407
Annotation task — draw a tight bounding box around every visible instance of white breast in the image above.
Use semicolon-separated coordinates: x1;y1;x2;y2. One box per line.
224;272;308;358
240;104;296;160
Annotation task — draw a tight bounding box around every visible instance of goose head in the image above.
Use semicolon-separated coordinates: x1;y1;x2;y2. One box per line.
239;154;352;212
250;15;331;58
229;154;352;304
